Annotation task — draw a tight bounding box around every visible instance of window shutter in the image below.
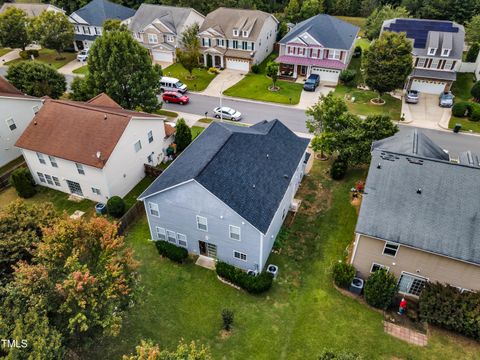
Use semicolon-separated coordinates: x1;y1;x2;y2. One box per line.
325;49;329;59
339;51;344;60
414;58;419;66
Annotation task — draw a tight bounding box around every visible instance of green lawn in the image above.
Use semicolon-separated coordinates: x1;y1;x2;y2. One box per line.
191;125;205;139
448;116;480;133
73;65;89;75
85;160;480;360
123;177;155;210
0;48;12;57
6;48;77;69
163;63;217;91
155;109;178;118
451;73;475;102
224;74;303;104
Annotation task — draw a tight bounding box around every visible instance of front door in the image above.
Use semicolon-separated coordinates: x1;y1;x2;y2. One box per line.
198;241;217;258
66;180;83;196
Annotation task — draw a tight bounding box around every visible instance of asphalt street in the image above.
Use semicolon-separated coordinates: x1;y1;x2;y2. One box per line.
165;93;480;157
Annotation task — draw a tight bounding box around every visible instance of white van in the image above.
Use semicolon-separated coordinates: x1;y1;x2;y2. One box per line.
160;76;188;94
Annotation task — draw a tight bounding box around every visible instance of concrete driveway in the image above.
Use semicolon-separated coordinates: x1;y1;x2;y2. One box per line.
294;83;335;110
58;59;85;75
401;93;451;130
202;69;245;96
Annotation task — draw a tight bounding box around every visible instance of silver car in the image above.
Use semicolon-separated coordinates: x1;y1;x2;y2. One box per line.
213;106;242;121
439;91;454;108
406;90;419;104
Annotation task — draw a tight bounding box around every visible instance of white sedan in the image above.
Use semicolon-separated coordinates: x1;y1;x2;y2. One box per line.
213;106;242;121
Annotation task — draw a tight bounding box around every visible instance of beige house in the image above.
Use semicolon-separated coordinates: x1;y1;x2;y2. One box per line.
0;3;65;17
352;130;480;297
127;4;205;64
198;7;278;72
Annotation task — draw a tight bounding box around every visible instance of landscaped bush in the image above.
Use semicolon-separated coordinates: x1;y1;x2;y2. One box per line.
419;282;480;340
353;46;362;58
106;196;126;218
330;158;348;180
19;49;39;60
331;261;355;288
339;69;357;87
251;64;260;74
452;101;472;117
364;269;397;310
465;42;480;63
208;67;220;74
470;103;480;121
155;240;188;263
9;167;36;198
216;261;273;294
221;309;234;331
471;80;480;101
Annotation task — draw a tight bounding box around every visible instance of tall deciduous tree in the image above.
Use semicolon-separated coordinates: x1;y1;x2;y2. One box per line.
466;15;480;44
365;5;410;39
266;61;279;90
7;62;67;99
174;118;192;151
103;19;128;32
177;23;201;78
0;7;30;50
284;0;300;23
83;30;161;112
29;11;74;58
300;0;324;21
363;31;412;101
50;0;89;15
123;340;212;360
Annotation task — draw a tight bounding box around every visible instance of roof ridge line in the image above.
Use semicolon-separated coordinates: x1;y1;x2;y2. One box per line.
49;100;136;118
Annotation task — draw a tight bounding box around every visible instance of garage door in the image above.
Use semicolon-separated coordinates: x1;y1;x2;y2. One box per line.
226;58;250;72
310;67;340;83
410;79;446;94
152;50;173;63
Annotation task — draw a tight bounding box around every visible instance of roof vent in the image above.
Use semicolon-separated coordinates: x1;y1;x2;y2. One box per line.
34;120;37;125
377;163;381;169
283;174;288;179
104;114;107;120
266;154;269;159
96;151;101;159
417;188;422;194
252;184;256;189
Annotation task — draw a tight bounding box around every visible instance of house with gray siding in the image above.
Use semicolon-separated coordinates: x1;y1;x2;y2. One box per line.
139;120;310;271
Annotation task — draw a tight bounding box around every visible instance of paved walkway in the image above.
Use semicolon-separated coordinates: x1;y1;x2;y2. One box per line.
200;69;245;97
0;49;20;66
384;321;428;346
58;59;85;75
195;255;216;270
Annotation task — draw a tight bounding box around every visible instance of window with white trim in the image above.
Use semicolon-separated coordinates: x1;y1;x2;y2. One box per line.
37;152;46;164
76;163;85;175
134;140;142;152
52;176;60;186
233;29;239;36
428;47;436;55
148;33;158;44
242;30;248;37
155;227;166;241
328;49;341;60
229;225;241;241
147;153;153;163
444;60;453;69
6;118;16;131
166;230;176;243
166;35;174;43
383;242;399;257
196;215;208;231
37;172;46;183
148;130;153;143
233;251;247;261
177;233;187;247
45;174;54;185
417;58;426;68
430;58;440;69
441;48;450;57
398;273;427;297
370;263;390;273
49;156;58;168
148;202;159;217
92;187;101;195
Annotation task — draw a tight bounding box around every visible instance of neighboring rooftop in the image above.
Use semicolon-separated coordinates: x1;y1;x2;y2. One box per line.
71;0;135;26
279;14;359;50
199;7;276;42
0;3;64;17
459;151;480;168
372;129;450;161
357;135;480;266
128;4;202;34
0;76;32;99
139;120;310;233
15;94;164;169
382;18;464;60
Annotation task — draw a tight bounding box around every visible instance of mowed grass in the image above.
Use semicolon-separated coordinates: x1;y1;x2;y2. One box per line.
448;116;480;133
6;48;77;69
224;74;303;104
86;161;480;360
0;48;12;57
73;65;89;75
451;72;476;101
164;63;217;91
123;176;155;210
191;125;205;139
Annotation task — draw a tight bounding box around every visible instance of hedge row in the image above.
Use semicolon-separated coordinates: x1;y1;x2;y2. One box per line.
452;101;480;122
155;241;188;263
216;261;273;294
419;282;480;340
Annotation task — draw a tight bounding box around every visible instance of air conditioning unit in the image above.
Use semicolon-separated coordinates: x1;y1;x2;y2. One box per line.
266;264;279;279
247;269;258;277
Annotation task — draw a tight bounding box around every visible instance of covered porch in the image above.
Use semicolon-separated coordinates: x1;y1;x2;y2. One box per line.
202;52;224;68
276;55;346;81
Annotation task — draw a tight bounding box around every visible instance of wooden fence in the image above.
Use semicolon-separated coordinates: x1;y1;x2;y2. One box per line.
0;161;27;192
118;201;145;236
144;163;162;178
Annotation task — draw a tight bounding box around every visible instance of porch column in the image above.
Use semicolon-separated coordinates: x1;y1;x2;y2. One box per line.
220;56;224;68
203;53;207;66
293;64;297;78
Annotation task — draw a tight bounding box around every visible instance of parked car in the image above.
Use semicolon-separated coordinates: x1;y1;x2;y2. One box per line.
303;74;320;91
213;106;242;121
160;77;188;94
77;49;89;62
162;91;189;105
439;91;454;108
406;90;419;104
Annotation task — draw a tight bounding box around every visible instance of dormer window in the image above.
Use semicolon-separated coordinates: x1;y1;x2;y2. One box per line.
441;48;451;57
233;29;239;37
242;30;248;37
428;48;436;56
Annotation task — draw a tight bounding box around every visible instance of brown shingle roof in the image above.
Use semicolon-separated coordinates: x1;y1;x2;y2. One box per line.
0;76;30;98
164;123;175;137
15;95;164;169
87;92;122;109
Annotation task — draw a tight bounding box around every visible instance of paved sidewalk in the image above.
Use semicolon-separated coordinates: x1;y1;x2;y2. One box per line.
58;59;85;75
384;321;428;346
199;69;245;97
0;49;20;66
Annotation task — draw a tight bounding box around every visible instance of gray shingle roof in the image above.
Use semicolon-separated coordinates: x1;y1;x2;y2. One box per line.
459;151;480;167
279;14;359;50
357;136;480;265
72;0;135;27
372;129;450;161
139;120;309;233
128;4;200;34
